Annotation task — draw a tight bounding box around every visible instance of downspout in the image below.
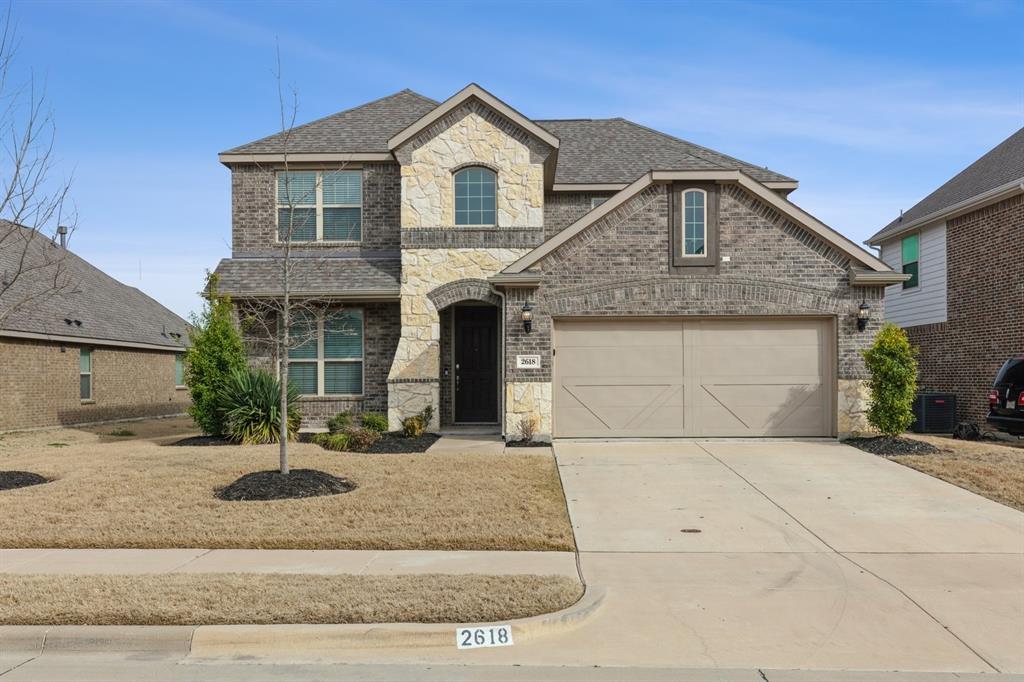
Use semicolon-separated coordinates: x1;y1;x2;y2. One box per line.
493;286;507;441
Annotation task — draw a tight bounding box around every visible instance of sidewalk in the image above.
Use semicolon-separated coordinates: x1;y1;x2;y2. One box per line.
0;549;578;577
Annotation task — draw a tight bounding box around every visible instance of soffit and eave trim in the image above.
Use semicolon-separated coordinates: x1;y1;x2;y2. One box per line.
866;179;1024;246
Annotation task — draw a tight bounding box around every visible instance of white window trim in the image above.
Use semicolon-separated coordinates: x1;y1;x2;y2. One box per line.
453;166;498;227
287;308;365;398
681;188;707;257
275;170;363;244
80;348;93;402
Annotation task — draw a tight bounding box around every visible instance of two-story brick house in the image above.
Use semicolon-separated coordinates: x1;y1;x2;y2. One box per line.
214;84;904;440
868;127;1023;427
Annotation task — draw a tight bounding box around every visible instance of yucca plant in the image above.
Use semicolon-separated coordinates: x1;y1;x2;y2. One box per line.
219;368;301;445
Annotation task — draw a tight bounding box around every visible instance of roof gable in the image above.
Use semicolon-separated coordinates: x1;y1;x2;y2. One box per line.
387;83;559;152
503;171;892;277
869;126;1024;244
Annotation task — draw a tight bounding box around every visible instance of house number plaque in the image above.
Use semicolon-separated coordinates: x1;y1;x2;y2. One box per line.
515;355;541;369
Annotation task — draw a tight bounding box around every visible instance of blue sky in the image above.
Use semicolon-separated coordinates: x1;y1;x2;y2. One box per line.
12;0;1024;319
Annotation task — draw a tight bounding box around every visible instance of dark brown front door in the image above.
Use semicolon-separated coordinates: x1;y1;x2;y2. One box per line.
454;306;499;423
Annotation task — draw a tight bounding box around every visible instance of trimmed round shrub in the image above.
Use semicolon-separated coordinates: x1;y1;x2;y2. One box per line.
360;412;388;433
219;368;301;444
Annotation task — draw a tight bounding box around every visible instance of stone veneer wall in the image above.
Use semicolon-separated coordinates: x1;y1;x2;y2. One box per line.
387;248;527;430
387;99;552;431
504;182;884;439
0;338;188;431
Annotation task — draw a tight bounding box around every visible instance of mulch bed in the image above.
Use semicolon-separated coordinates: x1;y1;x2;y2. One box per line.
0;471;50;491
362;432;440;454
168;435;237;447
216;469;356;501
845;436;941;456
506;440;551;448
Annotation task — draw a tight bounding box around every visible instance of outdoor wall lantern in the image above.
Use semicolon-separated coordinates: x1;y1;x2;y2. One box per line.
521;301;534;334
856;301;871;332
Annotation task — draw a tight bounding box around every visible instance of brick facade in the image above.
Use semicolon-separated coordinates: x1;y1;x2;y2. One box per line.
505;183;883;387
0;338;188;431
231;162;401;254
904;194;1024;425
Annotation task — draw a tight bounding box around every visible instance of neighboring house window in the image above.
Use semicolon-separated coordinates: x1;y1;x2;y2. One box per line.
80;348;92;400
901;233;919;289
277;170;362;242
682;189;706;256
454;167;496;226
175;354;185;387
287;309;364;396
590;197;607;209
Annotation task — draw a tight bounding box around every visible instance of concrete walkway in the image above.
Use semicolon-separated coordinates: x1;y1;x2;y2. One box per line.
0;549;578;577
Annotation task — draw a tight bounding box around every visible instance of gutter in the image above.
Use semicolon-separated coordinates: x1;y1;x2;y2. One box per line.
218;152;394;166
0;329;186;353
489;273;542;287
222;289;400;301
868;179;1024;246
848;268;912;287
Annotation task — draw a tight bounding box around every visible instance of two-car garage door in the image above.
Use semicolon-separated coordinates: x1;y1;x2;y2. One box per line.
553;318;833;438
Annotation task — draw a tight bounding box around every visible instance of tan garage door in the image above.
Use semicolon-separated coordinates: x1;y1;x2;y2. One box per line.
553;318;833;438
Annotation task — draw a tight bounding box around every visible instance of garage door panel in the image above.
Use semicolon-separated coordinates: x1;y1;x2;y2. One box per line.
553;318;832;438
557;347;683;378
696;347;822;377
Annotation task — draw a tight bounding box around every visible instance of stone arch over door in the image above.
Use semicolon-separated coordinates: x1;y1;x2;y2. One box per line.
428;278;502;310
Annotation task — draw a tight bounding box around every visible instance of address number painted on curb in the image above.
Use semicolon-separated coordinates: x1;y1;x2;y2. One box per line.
456;624;514;649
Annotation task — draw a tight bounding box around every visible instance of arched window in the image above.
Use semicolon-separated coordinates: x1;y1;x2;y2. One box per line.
454;167;497;226
682;189;706;256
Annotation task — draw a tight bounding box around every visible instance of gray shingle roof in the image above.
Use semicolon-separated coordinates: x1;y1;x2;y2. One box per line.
223;90;440;154
223;88;795;185
537;118;795;185
213;256;400;298
869;126;1024;244
0;222;189;350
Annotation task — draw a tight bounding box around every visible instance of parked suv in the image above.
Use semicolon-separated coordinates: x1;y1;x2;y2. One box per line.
988;356;1024;436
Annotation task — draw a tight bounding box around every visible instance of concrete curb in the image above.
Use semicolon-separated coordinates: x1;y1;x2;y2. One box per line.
0;586;605;660
188;585;605;660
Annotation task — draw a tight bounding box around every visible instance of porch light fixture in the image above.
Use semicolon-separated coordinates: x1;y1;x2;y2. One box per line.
856;301;871;332
521;301;534;334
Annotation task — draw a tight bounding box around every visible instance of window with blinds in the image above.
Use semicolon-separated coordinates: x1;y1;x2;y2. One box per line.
286;309;364;396
277;170;362;242
80;348;92;400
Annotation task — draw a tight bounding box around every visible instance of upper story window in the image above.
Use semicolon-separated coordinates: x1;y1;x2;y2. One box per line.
287;309;364;397
454;167;496;226
901;233;919;289
277;170;362;242
682;189;706;256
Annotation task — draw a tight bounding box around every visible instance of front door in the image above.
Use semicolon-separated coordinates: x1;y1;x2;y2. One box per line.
454;306;499;423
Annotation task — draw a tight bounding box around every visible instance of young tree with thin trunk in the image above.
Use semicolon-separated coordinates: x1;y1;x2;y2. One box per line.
0;8;76;326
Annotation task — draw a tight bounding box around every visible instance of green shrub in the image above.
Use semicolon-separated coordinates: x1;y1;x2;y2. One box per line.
326;411;352;433
186;274;247;436
401;405;434;438
313;432;351;452
344;427;380;452
219;368;301;444
109;428;135;437
360;412;388;433
862;323;918;437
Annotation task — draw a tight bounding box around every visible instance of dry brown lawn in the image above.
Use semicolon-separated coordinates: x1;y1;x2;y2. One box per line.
887;434;1024;511
0;573;584;625
0;417;574;550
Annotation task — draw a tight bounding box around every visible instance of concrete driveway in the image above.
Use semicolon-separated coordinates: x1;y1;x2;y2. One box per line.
553;439;1024;673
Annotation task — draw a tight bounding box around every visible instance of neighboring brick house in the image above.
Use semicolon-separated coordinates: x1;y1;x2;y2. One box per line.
0;222;189;431
215;84;905;440
868;127;1024;427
